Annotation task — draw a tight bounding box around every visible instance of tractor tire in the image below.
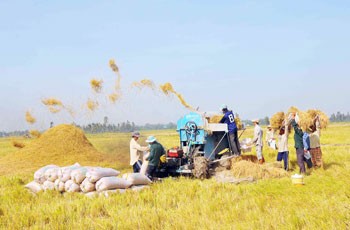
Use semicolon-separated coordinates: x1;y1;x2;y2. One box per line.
193;156;209;179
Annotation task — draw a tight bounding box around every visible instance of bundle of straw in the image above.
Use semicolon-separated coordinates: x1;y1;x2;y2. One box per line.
270;112;285;130
90;79;103;93
306;109;329;129
25;111;36;124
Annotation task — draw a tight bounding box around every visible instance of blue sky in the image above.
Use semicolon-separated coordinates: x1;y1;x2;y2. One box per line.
0;0;349;131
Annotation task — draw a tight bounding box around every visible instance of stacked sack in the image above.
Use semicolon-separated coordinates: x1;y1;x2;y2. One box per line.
25;163;152;196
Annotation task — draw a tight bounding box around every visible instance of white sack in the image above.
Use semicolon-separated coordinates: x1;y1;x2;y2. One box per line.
54;179;65;192
44;166;61;182
71;167;92;184
122;173;152;185
86;167;120;183
34;165;59;184
25;181;43;193
140;152;149;175
65;179;81;193
80;178;96;193
43;181;55;191
58;163;81;182
95;177;132;192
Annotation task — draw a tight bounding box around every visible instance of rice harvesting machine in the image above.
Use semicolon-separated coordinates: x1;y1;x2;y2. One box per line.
163;112;236;179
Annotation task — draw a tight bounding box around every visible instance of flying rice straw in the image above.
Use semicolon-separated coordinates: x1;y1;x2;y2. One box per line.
42;98;64;114
108;92;120;104
90;79;103;93
109;59;121;90
25;111;36;124
87;99;99;111
131;79;156;90
159;82;196;111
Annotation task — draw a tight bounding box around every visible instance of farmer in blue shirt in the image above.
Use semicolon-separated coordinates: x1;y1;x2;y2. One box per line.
303;131;313;169
219;104;241;155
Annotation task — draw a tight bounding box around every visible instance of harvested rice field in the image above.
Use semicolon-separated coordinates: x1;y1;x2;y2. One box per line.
0;123;349;229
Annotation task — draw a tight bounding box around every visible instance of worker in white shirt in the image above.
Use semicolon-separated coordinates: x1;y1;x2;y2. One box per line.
250;119;265;164
129;131;149;173
266;125;276;149
277;122;289;170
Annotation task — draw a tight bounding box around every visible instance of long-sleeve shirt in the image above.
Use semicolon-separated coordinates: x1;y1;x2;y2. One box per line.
129;138;148;165
219;110;237;133
251;124;263;146
146;142;165;166
278;124;289;152
310;120;321;148
291;119;304;150
303;132;310;150
266;130;274;142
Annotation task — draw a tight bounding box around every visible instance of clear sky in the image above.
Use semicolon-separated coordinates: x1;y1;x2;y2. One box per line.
1;0;349;131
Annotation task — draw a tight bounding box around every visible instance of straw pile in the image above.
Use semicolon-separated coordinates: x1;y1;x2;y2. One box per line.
132;79;156;90
160;82;195;110
230;160;288;179
25;111;36;124
87;99;99;111
0;124;105;175
29;130;41;138
231;155;258;163
90;79;103;93
270;112;285;130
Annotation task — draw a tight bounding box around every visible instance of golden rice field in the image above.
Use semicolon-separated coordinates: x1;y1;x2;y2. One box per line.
0;124;349;229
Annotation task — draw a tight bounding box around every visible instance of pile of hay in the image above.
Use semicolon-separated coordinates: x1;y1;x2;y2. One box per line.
270;111;285;130
25;111;36;124
90;79;103;93
230;160;288;179
0;124;105;175
231;155;258;163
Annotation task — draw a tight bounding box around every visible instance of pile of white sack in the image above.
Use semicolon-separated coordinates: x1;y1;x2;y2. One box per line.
25;163;151;197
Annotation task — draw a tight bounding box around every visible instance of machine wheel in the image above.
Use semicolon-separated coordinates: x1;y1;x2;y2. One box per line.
193;156;209;179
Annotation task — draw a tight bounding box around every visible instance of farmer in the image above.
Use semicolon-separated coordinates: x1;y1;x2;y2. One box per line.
145;136;165;180
290;113;306;174
309;115;323;168
277;122;289;171
303;128;313;169
250;119;265;164
129;131;149;173
266;125;276;149
219;104;241;155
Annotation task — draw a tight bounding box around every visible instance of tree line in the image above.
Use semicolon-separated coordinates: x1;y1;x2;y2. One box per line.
329;112;350;122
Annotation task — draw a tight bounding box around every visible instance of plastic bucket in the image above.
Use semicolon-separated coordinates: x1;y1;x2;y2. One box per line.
291;174;304;185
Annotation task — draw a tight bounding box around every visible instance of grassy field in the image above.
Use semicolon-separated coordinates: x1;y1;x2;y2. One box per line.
0;124;349;229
